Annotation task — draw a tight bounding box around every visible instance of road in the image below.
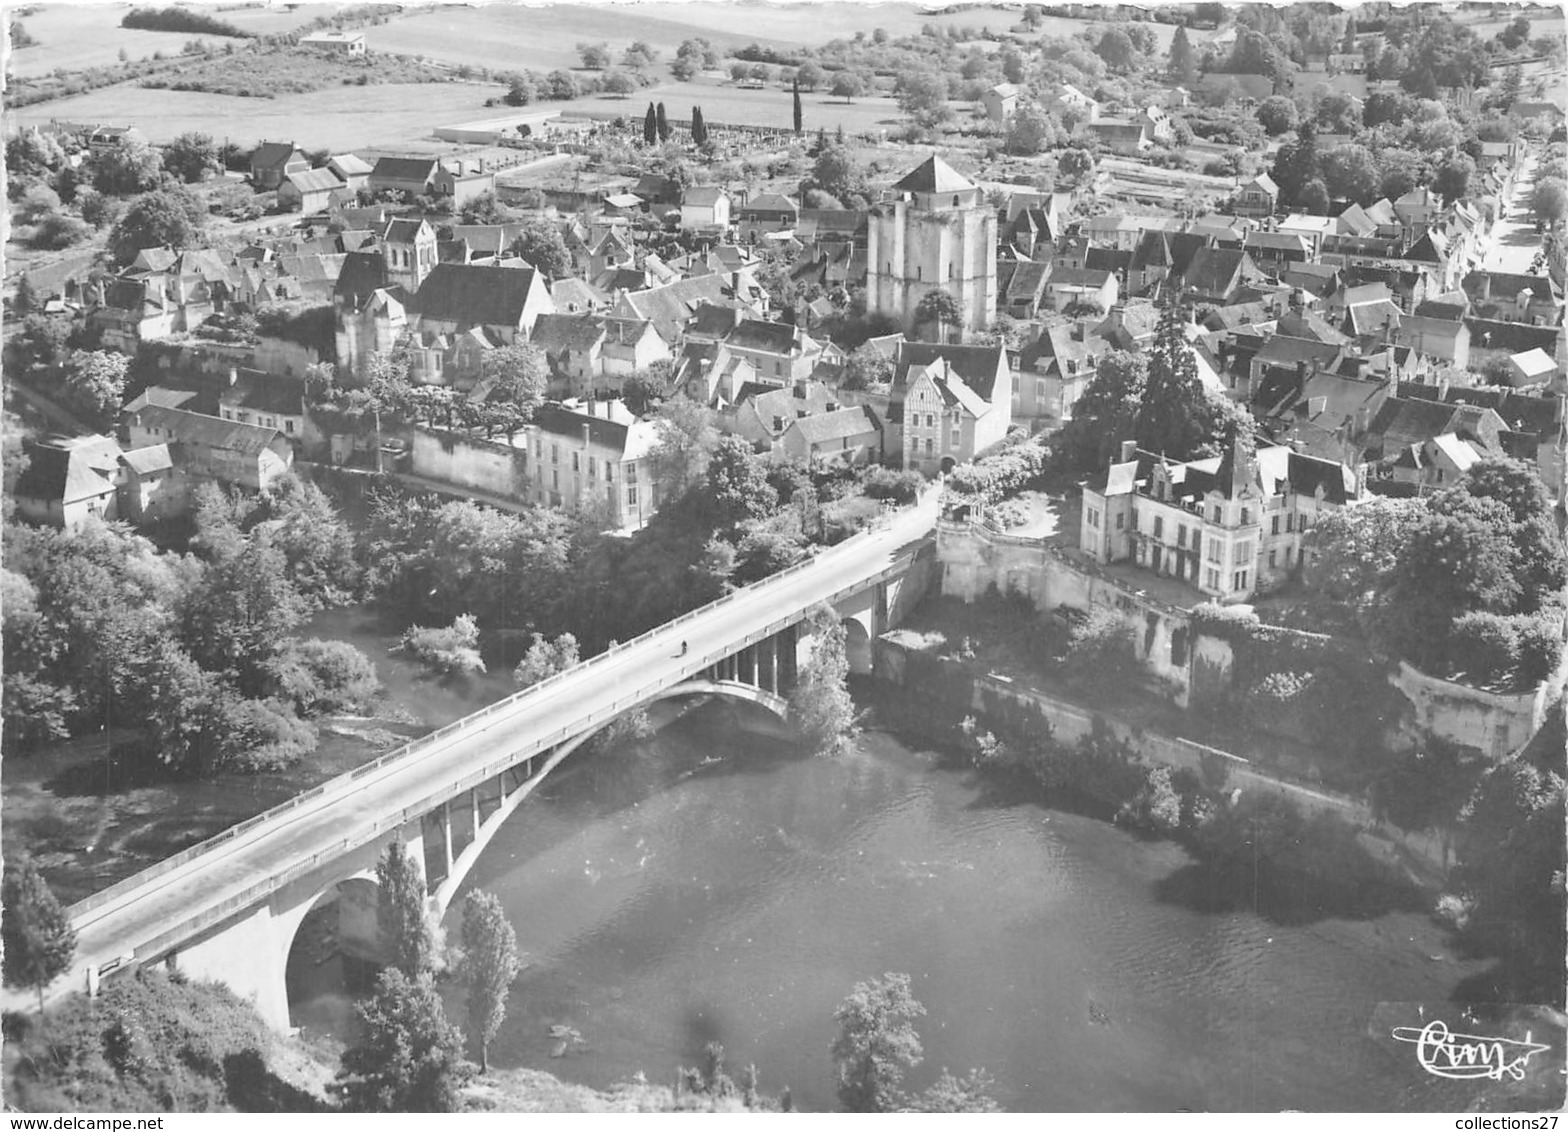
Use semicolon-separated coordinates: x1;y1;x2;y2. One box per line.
40;491;940;1006
1482;149;1545;276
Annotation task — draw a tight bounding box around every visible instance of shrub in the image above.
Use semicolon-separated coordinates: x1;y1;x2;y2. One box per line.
1065;607;1138;688
5;969;273;1112
121;7;252;36
1449;611;1520;684
216;696;318;772
269;638;382;716
944;439;1048;504
1121;765;1182;832
860;466;922;505
400;614;486;676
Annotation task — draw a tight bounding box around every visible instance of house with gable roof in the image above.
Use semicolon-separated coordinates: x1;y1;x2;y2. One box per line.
250;141;309;190
368;155;440;197
279;166;347;214
891;341;1011;475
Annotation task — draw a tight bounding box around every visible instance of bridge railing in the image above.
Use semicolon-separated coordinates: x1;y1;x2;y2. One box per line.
66;506;930;920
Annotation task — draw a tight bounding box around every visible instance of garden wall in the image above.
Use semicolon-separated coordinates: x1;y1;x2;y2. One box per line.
1389;658;1566;761
409;427;528;500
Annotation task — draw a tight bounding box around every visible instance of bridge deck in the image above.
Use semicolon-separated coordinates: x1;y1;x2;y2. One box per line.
52;495;939;994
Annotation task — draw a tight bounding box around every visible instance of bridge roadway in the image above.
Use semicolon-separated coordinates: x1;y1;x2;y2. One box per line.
59;493;940;994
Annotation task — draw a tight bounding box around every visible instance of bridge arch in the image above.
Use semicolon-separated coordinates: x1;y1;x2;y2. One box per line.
841;618;873;675
283;875;382;1030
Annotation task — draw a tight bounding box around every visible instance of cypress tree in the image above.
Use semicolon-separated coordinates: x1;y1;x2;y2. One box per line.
656;101;670;142
692;105;707;146
376;841;435;979
792;76;803;135
643;101;657;146
14;273;38;316
1168;23;1197;86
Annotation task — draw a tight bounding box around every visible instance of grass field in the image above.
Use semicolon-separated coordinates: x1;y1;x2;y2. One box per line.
361;2;1127;74
4;81;505;151
5;3;237;78
561;76;932;135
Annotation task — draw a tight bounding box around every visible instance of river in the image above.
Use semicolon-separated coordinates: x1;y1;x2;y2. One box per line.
444;700;1524;1113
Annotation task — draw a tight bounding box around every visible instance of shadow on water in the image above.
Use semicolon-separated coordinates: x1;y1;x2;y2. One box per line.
1152;858;1430;927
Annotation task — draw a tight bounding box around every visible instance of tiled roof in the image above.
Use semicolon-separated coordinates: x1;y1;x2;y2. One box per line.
788;404;880;445
14;435;122;505
414;263;543;328
725;318;800;355
285;167;345;195
892;154;975;194
251;141;302;169
371;156;439;183
531;313;606;355
132;405;282;455
892;342;1006;401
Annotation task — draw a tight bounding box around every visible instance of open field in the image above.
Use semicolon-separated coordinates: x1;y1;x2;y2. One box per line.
561;76;932;135
5;3;249;78
4;81;505;151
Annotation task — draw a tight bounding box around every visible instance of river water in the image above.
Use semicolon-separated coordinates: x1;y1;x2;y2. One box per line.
447;702;1517;1113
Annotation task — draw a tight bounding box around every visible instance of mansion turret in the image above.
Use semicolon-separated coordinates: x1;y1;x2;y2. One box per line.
867;155;997;337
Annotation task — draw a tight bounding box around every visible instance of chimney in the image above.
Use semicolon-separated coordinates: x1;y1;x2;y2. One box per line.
581;423;591;448
1120;439;1137;462
228;366;239;387
1295;358;1309;399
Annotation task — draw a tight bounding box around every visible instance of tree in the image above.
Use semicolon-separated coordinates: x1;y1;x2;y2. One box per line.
621;360;674;416
1006;103;1062;156
691;105;708;147
107;187;204;264
545;69;579;100
787;604;856;754
1095;26;1136;73
830;71;864;103
796;60;824;90
161;131;220;183
1256;95;1299;137
480;341;547;426
513;631;580;688
377;840;436;979
792;77;803;136
831;972;925;1112
896;70;951;129
670;54;698;81
77;188;120;229
2;854;76;1013
656;101;670;142
913;288;961;342
649;395;719;499
643;102;658;146
706;436;778;527
808;143;863;202
577;41;609;69
1271;120;1319;207
505;73;535;107
1057;146;1096;184
908;1069;1001;1113
1299;177;1330;216
1531;176;1567;226
182;525;307;698
622;40;659;70
1319;144;1380;205
1167;23;1197;85
91;134;162;196
1315;90;1362;134
458;191;514;226
1303;496;1427;630
842;342;893;391
603;70;635;98
1065;606;1138;687
1431;152;1475;205
335;969;473;1112
508;220;571;280
459;889;521;1074
400;615;486;676
62;350;131;423
13;273;39;315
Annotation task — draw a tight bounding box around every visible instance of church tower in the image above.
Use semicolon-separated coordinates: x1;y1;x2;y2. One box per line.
866;154;997;337
380;217;437;293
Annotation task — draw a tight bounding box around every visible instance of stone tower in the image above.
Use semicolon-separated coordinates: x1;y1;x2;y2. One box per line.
866;154;997;338
380;217;437;294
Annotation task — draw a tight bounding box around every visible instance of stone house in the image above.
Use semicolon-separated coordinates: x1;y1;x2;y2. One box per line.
779;404;884;464
520;399;662;529
892;342;1012;476
1081;438;1360;603
278;167;346;215
679;185;731;232
982;83;1020;122
125;404;294;491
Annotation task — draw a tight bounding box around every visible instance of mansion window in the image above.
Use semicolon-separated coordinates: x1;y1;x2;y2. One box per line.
1115;512;1125;530
1176;525;1187;549
1036;380;1047;398
1206;539;1223;564
1232;569;1249;591
572;452;580;472
1240;507;1252;525
925;438;934;455
1235;540;1254;563
589;456;598;478
1205;568;1220;589
1271;515;1280;535
623;461;636;482
1211;505;1222;523
951;429;961;448
1269;549;1278;568
1087;507;1101;529
627;484;638;507
1152;516;1163;539
551;444;560;465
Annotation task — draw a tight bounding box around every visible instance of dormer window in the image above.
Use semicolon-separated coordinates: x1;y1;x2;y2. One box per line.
952;195;960;207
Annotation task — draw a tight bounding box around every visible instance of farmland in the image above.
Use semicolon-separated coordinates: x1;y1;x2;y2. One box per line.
5;81;505;152
365;1;1036;73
